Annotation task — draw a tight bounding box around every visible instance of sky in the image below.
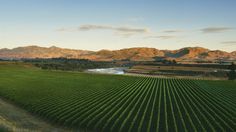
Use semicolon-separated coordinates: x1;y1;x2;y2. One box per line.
0;0;236;52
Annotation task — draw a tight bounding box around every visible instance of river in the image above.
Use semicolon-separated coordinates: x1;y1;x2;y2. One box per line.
86;67;127;75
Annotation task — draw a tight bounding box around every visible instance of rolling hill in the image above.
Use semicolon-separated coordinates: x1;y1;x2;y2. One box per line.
0;45;235;61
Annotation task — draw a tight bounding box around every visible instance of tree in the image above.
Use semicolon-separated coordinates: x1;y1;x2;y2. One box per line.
227;62;236;80
172;59;177;64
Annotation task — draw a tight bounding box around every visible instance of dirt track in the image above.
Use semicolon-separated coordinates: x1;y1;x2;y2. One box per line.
0;98;69;132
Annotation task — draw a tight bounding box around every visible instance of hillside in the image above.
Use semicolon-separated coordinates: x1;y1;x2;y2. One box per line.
0;46;93;59
0;45;236;61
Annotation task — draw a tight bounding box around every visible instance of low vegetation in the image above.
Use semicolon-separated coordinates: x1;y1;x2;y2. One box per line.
227;62;236;80
126;65;228;79
23;58;118;71
0;63;235;131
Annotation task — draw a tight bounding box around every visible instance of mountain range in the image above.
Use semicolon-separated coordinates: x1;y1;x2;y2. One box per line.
0;46;236;61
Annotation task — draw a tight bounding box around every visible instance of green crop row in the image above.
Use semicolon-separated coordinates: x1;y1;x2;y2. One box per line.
0;64;235;131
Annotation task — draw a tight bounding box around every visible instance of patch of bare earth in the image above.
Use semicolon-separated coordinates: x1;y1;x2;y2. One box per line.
0;98;70;132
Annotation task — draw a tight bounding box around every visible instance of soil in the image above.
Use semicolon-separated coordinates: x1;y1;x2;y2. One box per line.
0;98;70;132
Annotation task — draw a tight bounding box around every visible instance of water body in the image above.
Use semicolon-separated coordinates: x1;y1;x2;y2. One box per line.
87;67;127;75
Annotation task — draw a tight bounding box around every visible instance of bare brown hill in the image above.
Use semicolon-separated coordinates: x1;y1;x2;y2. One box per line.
0;46;93;59
0;45;235;61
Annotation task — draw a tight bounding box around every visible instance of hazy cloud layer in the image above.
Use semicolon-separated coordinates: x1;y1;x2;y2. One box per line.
162;30;182;33
221;41;236;44
146;35;176;39
79;25;112;31
201;27;234;33
221;41;236;47
57;24;149;36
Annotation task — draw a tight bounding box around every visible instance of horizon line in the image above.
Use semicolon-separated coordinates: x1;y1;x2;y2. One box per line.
0;44;235;53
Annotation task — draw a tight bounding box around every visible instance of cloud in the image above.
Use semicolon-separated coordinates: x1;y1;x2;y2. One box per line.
115;27;148;33
221;41;236;46
146;35;176;39
162;30;183;33
201;27;234;33
221;41;236;44
78;25;112;31
56;28;72;32
57;24;149;36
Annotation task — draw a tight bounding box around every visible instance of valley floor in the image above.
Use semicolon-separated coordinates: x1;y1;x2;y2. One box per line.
0;62;235;131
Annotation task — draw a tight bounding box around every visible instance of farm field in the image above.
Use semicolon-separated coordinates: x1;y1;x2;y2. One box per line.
0;63;236;131
0;98;69;131
126;65;228;79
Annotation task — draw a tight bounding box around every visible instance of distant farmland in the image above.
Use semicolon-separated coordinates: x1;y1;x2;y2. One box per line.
0;63;235;131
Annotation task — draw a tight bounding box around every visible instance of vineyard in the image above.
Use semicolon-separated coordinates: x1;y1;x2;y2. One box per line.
0;63;236;131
